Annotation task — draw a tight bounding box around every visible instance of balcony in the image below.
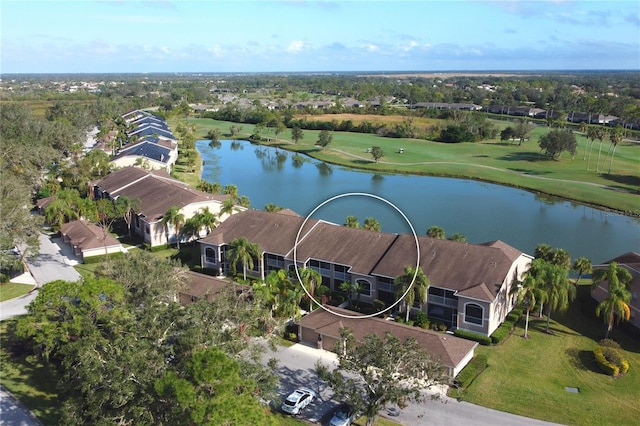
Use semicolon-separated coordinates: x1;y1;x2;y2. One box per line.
429;294;458;308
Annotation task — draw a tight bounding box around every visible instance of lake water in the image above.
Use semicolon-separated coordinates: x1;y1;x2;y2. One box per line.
197;140;639;264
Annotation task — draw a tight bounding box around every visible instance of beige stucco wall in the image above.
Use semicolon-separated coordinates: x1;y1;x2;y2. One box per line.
110;156;170;172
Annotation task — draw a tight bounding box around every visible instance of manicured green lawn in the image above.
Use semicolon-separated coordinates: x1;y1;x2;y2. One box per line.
0;321;61;425
456;298;640;425
175;117;639;214
0;283;34;302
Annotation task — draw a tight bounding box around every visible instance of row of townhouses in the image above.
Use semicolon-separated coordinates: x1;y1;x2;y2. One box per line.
109;110;179;172
198;208;533;337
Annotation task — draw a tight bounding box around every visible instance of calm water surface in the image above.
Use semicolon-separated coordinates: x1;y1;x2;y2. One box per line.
198;140;639;264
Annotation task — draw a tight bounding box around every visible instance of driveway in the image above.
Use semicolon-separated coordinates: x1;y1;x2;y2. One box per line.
261;340;560;426
1;233;81;321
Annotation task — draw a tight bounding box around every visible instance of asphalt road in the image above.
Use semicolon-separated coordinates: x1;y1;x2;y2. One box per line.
260;340;561;426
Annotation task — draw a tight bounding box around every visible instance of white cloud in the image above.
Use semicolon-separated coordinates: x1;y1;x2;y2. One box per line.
286;40;309;53
207;45;224;57
400;40;419;52
363;43;379;52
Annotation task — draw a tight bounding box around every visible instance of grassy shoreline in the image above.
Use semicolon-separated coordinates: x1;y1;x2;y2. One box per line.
174;117;639;216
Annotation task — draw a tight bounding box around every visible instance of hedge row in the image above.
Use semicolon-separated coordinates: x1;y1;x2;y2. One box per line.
594;345;630;376
455;354;488;389
490;308;524;344
453;329;492;346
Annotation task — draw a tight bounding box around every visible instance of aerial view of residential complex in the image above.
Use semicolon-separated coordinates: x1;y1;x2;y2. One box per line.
1;1;639;425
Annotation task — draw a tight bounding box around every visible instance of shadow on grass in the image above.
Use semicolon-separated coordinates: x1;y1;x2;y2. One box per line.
508;168;551;175
600;174;640;190
499;152;548;162
565;348;601;374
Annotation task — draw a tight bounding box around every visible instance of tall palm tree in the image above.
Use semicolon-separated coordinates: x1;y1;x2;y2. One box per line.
197;207;218;234
592;261;633;294
594;127;607;172
511;259;546;338
394;266;430;322
161;206;185;249
606;126;624;174
572;257;592;286
219;198;239;219
298;267;322;312
116;196;140;237
539;261;576;333
226;237;261;281
585;127;598;169
258;269;302;319
595;278;632;339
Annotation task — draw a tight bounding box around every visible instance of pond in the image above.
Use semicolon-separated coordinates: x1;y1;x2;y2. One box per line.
197;140;639;264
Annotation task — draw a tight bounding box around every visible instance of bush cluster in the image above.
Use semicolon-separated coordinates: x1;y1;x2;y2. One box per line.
490;308;523;344
594;344;630;376
453;329;492;346
455;354;489;389
414;310;430;329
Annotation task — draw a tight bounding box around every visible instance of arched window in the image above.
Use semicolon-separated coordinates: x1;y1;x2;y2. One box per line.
464;303;484;325
356;279;371;297
205;247;217;264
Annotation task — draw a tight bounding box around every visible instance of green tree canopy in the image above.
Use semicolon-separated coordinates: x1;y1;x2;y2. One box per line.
538;129;577;159
316;329;448;426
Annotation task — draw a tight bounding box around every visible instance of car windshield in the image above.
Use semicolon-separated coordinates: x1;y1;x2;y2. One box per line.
335;410;348;419
284;400;297;406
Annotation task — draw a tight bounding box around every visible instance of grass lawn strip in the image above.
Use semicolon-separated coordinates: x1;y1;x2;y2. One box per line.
458;298;640;425
0;283;35;302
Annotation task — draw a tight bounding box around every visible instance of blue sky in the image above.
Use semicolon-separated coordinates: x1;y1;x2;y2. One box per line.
2;0;639;73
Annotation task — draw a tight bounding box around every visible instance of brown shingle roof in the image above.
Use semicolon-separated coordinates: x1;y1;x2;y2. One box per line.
94;167;228;221
180;271;250;304
200;209;319;256
372;234;517;301
60;220;121;251
299;307;477;369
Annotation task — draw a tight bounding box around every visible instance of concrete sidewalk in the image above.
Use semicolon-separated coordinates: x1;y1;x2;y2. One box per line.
0;385;42;426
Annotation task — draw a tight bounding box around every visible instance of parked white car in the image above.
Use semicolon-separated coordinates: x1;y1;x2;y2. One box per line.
281;387;317;415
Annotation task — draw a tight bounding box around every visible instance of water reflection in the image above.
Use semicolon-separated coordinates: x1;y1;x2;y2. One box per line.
316;162;333;176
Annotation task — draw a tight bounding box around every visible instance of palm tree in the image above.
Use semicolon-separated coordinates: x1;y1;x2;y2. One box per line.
344;215;359;228
340;281;362;308
161;206;185;249
572;257;592;285
220;198;239;219
298;267;322;312
585;127;598;169
539;261;576;333
116;196;140;237
394;266;430;322
595;278;632;339
606;126;624;174
197;207;218;234
226;237;261;281
363;217;381;232
594;127;607;172
511;259;545;338
592;261;633;294
426;226;445;239
257;269;302;319
223;184;239;201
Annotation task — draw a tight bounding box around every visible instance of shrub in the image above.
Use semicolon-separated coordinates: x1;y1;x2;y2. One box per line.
594;346;619;376
316;285;331;297
599;339;621;349
454;329;492;346
456;354;488;389
594;345;630;376
414;310;428;328
490;323;512;344
373;299;386;313
0;273;9;284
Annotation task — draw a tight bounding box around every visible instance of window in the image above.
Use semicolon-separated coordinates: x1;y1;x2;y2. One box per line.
356;279;371;296
464;303;484;325
205;247;217;264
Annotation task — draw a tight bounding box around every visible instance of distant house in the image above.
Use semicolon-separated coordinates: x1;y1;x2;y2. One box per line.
298;306;478;377
93;167;243;247
591;252;640;332
413;102;482;111
60;219;123;262
198;209;532;336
